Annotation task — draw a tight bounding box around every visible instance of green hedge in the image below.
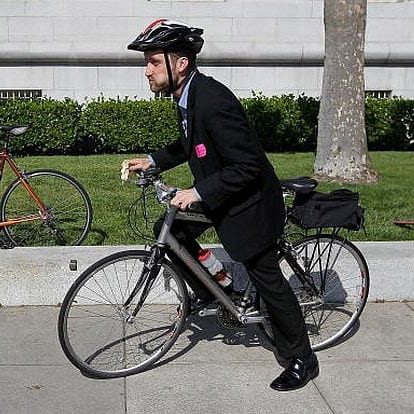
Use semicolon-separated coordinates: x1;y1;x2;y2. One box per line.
241;93;318;152
0;95;413;155
365;97;414;150
0;98;81;155
79;97;180;154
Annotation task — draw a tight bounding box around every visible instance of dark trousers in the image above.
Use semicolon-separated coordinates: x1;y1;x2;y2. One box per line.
243;246;312;361
154;217;312;361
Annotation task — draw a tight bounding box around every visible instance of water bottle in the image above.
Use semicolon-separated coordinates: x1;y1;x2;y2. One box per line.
197;249;233;292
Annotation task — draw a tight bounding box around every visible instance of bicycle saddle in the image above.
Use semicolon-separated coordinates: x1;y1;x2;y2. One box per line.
280;177;318;193
0;125;29;136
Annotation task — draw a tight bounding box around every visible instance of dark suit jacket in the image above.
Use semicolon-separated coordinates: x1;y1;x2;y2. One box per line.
151;71;285;262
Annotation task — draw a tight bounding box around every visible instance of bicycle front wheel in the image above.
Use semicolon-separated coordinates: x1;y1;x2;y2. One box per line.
281;234;369;350
58;250;189;379
1;169;92;246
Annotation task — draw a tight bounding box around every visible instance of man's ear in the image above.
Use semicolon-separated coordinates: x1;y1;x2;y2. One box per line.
177;56;190;74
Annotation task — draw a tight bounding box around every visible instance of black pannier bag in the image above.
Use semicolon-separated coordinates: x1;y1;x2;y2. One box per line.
291;189;364;230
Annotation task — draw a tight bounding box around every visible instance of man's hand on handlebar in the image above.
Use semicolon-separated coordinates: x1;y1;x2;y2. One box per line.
171;189;199;210
121;158;151;182
128;158;151;172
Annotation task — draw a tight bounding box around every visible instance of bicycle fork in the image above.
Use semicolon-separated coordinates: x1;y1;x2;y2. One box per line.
121;246;164;323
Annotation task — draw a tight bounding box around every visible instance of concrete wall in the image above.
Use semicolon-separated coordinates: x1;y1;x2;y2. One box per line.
1;0;414;99
1;242;413;306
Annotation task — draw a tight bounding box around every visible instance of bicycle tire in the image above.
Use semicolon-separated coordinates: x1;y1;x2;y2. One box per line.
0;169;92;246
58;250;189;379
260;234;369;351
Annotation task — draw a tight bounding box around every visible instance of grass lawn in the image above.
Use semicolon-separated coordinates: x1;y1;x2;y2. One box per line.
2;152;413;245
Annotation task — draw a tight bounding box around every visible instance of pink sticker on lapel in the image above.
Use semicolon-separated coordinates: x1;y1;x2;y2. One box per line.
195;144;207;158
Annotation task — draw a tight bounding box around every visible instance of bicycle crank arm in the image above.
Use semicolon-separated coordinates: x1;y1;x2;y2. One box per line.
239;310;267;325
197;307;267;325
197;308;218;317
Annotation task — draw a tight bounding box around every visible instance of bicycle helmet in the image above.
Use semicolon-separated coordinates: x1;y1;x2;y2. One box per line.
127;19;204;54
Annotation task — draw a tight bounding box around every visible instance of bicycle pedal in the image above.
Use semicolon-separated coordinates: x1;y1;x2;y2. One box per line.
222;336;240;345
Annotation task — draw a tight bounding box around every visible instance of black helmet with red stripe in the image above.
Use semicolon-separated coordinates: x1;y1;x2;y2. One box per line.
127;19;204;54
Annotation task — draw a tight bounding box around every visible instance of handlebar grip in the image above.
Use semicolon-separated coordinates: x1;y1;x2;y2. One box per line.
142;167;161;178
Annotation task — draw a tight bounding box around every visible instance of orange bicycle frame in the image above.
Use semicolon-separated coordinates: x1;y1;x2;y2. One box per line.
0;150;47;228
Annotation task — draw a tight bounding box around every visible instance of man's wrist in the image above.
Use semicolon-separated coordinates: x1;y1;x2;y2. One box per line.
192;187;202;201
147;155;156;167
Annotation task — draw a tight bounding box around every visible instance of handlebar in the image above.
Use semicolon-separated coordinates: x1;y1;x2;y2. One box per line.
132;168;205;213
134;168;178;205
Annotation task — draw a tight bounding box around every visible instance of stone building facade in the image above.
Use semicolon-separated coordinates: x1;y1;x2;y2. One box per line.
1;0;414;101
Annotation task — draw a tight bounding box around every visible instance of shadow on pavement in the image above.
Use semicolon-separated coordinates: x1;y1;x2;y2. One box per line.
147;314;275;373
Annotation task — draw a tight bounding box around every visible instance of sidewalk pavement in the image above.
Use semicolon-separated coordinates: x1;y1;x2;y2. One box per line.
0;302;413;414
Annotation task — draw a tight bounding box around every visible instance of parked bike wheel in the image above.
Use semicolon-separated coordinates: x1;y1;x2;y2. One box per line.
58;250;189;379
0;169;92;246
260;234;369;351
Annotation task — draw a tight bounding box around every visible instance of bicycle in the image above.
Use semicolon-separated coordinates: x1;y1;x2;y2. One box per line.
0;125;93;246
58;168;369;379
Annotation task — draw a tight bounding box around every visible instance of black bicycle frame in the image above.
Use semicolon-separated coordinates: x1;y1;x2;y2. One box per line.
124;205;245;321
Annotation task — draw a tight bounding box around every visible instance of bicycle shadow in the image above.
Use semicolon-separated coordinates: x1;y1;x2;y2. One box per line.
147;313;363;373
84;227;108;245
0;227;108;247
147;314;276;373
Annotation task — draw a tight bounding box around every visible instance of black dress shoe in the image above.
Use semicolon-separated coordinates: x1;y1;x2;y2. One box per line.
270;353;319;391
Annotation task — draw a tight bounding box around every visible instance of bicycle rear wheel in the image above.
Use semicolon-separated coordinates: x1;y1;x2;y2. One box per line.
58;250;189;379
261;234;369;351
0;169;92;246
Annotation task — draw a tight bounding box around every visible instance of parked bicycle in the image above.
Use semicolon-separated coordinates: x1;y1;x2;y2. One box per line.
58;168;369;379
0;125;92;246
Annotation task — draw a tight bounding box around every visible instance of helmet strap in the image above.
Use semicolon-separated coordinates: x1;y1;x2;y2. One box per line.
163;51;174;97
163;51;190;97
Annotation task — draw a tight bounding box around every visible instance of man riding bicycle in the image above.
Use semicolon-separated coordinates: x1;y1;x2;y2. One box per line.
126;19;319;391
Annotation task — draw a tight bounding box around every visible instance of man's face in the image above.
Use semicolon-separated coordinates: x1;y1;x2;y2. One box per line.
144;50;188;94
144;50;174;93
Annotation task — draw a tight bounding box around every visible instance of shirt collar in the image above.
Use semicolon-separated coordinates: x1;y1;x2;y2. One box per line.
178;70;196;111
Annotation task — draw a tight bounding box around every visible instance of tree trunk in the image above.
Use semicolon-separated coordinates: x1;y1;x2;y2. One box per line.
315;0;377;183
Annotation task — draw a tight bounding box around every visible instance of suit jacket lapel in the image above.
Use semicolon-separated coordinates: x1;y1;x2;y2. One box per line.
185;71;201;154
176;106;188;153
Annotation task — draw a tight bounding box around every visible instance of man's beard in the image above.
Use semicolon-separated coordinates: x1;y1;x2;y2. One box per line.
147;75;171;93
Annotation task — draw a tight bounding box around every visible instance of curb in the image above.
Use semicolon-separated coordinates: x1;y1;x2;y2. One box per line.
0;241;413;306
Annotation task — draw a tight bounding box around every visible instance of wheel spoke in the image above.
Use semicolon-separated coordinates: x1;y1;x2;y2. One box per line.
1;170;91;246
275;234;369;350
58;251;188;378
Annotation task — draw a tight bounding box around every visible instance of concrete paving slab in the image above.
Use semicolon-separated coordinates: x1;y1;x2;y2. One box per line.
357;241;414;301
0;366;125;414
0;306;61;364
0;305;125;414
312;302;414;414
319;302;414;361
126;362;330;414
0;302;413;414
315;360;414;414
125;302;414;414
